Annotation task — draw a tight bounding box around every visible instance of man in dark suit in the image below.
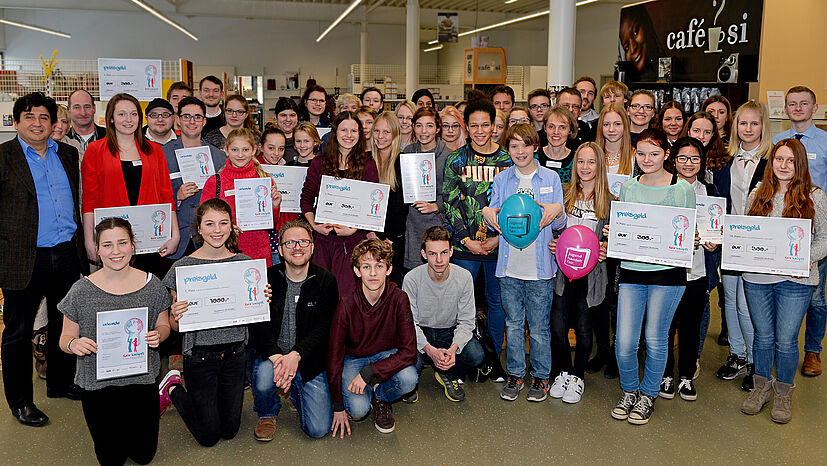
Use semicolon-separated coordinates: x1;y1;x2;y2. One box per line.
0;92;87;426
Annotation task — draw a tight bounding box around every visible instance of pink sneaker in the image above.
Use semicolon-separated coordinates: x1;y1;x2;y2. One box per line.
158;370;182;415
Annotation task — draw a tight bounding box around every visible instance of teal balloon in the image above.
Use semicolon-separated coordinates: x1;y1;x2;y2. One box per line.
498;194;542;249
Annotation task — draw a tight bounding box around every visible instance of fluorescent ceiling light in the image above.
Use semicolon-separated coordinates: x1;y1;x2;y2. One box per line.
130;0;198;41
457;1;598;37
316;0;363;42
505;0;519;4
576;0;599;5
0;18;70;39
423;44;443;53
428;39;438;45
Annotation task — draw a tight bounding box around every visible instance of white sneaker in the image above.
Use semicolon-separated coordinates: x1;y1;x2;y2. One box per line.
549;372;569;399
562;376;584;404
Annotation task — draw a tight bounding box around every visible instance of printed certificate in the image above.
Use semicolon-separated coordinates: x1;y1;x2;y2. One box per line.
98;58;162;102
722;215;811;277
399;152;437;202
94;204;172;254
174;145;215;189
261;164;308;213
234;177;274;231
607;201;697;268
696;195;727;243
96;307;149;380
314;175;390;232
607;173;630;198
176;259;270;332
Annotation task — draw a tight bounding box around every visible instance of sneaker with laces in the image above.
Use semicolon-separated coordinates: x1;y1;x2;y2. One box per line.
678;377;697;401
434;372;465;402
716;354;747;380
562;376;584;404
628;393;655;425
549;372;570;399
659;376;675;399
611;390;638;420
526;377;550;402
499;375;524;401
158;370;182;415
371;394;395;433
254;417;277;441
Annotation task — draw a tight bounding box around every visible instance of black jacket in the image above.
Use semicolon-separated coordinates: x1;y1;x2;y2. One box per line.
249;262;338;381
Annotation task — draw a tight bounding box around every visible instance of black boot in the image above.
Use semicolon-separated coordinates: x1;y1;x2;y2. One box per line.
604;347;619;379
587;348;608;374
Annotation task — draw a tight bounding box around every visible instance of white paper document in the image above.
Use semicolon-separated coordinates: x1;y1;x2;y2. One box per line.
722;215;811;277
94;204;172;254
96;307;149;380
98;58;163;102
313;175;390;232
261;164;308;213
696;195;727;243
399;152;437;203
607;173;630;198
607;201;697;268
234;177;274;231
174;146;216;189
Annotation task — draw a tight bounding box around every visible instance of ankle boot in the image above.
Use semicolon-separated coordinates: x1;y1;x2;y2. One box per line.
741;374;772;415
770;380;795;424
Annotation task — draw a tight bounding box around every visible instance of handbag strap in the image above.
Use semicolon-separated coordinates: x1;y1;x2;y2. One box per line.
215;172;221;198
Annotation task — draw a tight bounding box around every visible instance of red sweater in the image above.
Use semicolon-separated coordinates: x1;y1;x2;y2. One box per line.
81;139;175;213
326;281;417;411
200;160;281;266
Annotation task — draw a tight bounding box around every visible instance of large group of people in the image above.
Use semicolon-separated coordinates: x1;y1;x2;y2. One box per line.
1;74;825;465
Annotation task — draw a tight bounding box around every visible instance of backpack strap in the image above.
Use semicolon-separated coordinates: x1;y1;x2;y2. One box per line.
215;172;221;198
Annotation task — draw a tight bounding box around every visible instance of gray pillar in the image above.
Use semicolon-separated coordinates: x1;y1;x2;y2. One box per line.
405;0;419;99
547;0;576;88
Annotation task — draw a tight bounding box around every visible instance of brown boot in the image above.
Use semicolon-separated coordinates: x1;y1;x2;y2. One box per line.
740;374;772;415
770;380;794;424
801;352;822;377
371;394;395;433
254;418;277;441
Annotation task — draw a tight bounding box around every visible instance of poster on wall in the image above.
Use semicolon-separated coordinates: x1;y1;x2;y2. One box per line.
98;58;163;102
618;0;763;82
438;12;458;43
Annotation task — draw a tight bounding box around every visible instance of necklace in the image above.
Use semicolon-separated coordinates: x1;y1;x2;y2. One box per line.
605;150;621;166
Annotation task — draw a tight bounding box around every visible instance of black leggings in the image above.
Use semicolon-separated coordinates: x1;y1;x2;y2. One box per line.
592;259;619;352
81;384;158;466
665;278;708;379
550;277;595;378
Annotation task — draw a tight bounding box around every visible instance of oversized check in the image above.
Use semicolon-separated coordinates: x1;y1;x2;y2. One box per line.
607;201;697;268
96;307;148;380
607;173;630;198
696;195;727;243
176;259;270;332
94;203;172;254
399;152;437;202
98;58;162;101
234;177;273;231
174;145;215;189
261;164;308;213
314;175;390;232
722;215;811;277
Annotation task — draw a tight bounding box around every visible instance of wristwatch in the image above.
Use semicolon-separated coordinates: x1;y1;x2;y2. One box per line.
460;237;469;245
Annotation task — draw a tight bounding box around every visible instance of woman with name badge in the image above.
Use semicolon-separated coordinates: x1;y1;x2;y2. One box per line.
203;95;259;151
287;122;321;167
739;139;827;424
597;103;635;175
548;142;612;404
537;106;578;184
440;105;465;152
81;93;180;277
607;128;695;425
395;101;416;148
371;112;407;284
201;128;283;267
300;111;380;296
273;97;300;163
58;218;171;466
712;100;772;391
299;85;333;128
703;95;733;143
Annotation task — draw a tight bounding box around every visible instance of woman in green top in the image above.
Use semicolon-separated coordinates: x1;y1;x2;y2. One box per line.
606;128;696;425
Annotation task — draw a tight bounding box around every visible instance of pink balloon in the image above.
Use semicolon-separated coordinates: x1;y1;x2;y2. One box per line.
555;225;600;280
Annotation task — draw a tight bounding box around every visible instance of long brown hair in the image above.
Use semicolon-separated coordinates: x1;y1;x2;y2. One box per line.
596;103;634;175
748;139;815;220
105;93;152;156
195;198;241;253
94;217;136;267
702;95;732;141
321;111;368;180
564;142;612;219
682;111;729;171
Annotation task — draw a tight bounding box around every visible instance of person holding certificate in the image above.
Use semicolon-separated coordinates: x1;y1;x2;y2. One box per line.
739;139;827;424
537;106;577;184
371;112;407;284
596;103;634;175
300;111;379;296
608;129;695;425
259;125;300;235
81;92;180;277
58;218;171;465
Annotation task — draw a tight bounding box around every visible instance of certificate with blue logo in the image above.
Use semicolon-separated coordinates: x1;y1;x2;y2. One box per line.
314;175;390;232
400;152;437;203
96;307;149;380
94;203;172;255
234;177;274;231
261;165;308;213
174;145;216;189
176;259;270;332
722;215;811;277
607;201;697;268
696;195;727;243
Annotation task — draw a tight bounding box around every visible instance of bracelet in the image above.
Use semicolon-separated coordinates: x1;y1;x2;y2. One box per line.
67;337;76;353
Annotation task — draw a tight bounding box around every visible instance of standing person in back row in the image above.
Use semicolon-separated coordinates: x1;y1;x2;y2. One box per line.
66;89;106;159
199;75;225;136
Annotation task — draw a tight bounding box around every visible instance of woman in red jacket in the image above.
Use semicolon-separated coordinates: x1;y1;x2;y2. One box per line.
81;92;179;276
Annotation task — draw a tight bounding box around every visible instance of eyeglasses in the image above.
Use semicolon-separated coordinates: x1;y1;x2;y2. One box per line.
147;112;173;119
280;239;312;249
306;98;325;104
508;117;530;125
226;109;247;116
180;114;205;122
529;103;550;111
675;155;702;164
629;104;655;112
442;124;461;131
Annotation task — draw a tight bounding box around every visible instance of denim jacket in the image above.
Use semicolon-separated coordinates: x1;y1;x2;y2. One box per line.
488;162;567;280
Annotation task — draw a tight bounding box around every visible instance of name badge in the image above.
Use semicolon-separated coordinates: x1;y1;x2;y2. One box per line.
132;160;143;166
539;186;554;194
808;153;817;160
545;160;562;169
224;189;235;197
169;172;182;180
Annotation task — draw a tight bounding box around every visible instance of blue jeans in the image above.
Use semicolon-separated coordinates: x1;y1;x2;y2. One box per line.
453;259;504;355
804;260;827;353
616;283;685;397
743;280;812;384
499;277;554;379
342;349;418;419
251;357;333;438
415;327;485;380
722;274;754;363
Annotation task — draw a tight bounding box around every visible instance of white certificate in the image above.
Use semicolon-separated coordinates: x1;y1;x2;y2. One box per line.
317;128;332;138
400;152;437;203
96;307;149;380
234;177;274;231
94;204;172;254
607;173;630;198
175;146;216;189
98;58;163;102
722;215;811;277
607;201;697;268
176;259;270;332
314;175;390;232
696;195;727;243
261;164;308;213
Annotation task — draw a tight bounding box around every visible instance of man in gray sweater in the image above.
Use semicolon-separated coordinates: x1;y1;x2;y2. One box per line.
402;226;483;402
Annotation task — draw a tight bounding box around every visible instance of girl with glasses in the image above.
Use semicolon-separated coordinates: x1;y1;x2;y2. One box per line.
203;95;258;150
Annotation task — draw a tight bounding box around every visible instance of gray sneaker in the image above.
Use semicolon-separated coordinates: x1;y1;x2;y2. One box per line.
525;377;550;402
611;390;638;420
628;393;656;425
434;371;465;402
500;375;524;401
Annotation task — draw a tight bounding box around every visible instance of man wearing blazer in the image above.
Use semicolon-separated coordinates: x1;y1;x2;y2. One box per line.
0;92;87;426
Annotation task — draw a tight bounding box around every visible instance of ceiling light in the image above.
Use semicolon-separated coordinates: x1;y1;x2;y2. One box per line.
423;44;443;52
576;0;599;6
505;0;519;4
131;0;198;41
316;0;363;42
428;39;438;45
0;18;70;39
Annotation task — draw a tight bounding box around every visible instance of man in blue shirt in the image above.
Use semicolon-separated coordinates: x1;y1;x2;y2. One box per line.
0;92;86;426
773;86;827;377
